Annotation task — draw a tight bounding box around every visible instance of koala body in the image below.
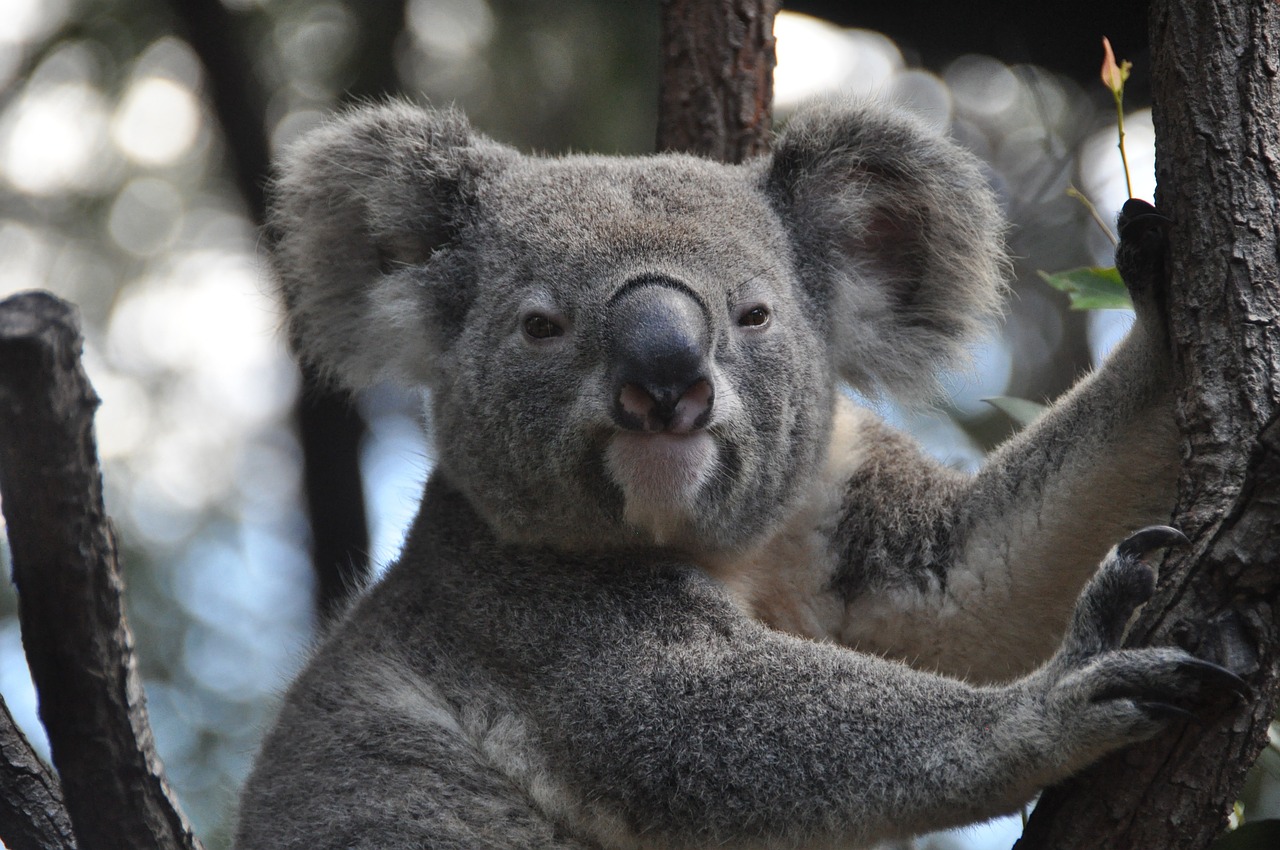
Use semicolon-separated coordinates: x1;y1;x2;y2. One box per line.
236;102;1228;849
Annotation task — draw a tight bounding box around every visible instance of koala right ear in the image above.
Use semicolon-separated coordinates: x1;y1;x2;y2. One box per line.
765;101;1008;399
268;102;511;391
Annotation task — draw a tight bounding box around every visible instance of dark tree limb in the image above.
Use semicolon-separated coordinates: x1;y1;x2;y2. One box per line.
656;0;778;162
295;384;371;617
1018;1;1280;847
161;0;269;223
0;291;201;850
165;0;374;619
0;694;75;850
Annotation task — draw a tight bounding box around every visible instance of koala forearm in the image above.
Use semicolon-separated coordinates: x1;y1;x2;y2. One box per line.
238;489;1238;850
549;630;1052;848
836;326;1178;681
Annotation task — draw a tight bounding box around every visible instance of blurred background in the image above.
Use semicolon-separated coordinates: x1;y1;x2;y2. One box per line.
0;1;1273;848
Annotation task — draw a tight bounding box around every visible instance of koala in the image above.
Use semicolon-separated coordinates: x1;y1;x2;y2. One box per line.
234;101;1243;850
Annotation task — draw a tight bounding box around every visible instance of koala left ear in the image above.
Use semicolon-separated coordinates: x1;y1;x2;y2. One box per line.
765;101;1008;398
268;102;515;393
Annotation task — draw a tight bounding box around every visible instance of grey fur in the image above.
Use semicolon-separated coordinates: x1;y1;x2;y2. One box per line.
238;102;1210;849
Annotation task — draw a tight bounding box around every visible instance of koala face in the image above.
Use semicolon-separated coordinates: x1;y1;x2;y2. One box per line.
270;102;1004;555
430;157;833;550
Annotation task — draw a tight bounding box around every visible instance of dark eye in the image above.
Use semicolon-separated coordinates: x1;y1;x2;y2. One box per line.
738;305;771;328
523;314;564;339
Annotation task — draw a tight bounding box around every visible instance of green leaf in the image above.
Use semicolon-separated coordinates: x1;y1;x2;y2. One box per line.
1038;266;1132;310
983;396;1047;428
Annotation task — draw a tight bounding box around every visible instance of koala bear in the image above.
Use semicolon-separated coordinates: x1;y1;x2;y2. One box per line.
234;101;1242;849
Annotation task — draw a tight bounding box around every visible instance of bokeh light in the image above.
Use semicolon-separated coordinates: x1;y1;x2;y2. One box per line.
775;13;902;109
1;81;115;195
0;0;72;89
406;0;495;60
112;77;202;166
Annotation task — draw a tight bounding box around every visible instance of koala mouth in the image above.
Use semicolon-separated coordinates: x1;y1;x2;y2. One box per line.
605;431;719;545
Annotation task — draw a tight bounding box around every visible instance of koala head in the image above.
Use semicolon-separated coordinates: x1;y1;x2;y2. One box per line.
269;101;1004;554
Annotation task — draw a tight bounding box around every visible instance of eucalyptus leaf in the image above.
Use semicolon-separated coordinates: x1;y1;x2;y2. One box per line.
1038;266;1133;310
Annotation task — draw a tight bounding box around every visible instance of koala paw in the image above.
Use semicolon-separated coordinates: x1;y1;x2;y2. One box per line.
1061;525;1183;658
1032;526;1247;758
1115;198;1172;315
1048;645;1246;754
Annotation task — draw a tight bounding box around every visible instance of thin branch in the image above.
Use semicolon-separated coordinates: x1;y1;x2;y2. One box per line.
166;0;375;619
0;291;201;850
0;694;76;850
162;0;269;223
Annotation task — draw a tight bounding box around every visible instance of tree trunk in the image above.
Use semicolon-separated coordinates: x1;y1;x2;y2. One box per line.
0;292;201;850
656;0;777;161
1018;1;1280;847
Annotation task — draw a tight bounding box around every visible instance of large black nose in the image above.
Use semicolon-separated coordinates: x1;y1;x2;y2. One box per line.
606;280;714;434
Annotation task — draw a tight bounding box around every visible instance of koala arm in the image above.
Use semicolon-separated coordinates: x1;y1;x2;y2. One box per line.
750;105;1181;680
535;525;1227;850
553;620;1039;848
833;207;1177;682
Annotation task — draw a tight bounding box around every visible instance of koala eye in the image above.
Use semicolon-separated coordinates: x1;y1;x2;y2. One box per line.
737;305;771;329
523;313;564;340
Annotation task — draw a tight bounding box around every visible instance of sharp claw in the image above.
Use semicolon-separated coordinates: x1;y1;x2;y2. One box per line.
1117;525;1189;561
1141;701;1208;727
1177;656;1253;699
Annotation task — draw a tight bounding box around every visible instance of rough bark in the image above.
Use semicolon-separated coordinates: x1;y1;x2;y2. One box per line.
0;695;76;850
165;0;375;619
1018;1;1280;847
0;292;201;850
656;0;777;161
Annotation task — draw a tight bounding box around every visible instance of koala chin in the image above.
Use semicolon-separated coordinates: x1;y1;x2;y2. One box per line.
236;100;1242;850
606;430;716;544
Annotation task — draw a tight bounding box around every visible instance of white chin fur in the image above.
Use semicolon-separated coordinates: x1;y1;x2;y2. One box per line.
606;431;718;544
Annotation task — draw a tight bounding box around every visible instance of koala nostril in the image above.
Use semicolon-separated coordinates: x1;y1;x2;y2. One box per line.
615;377;714;434
671;378;714;433
618;383;659;431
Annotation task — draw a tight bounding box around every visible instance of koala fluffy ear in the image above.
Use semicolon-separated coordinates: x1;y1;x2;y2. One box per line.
268;102;510;391
766;101;1008;398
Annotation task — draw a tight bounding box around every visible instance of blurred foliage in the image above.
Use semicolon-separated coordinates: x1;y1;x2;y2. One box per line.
983;396;1048;428
0;3;1267;849
1039;265;1132;310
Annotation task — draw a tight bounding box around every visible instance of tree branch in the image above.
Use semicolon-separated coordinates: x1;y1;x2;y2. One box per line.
1018;1;1280;847
165;0;375;619
0;291;201;850
0;694;76;850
